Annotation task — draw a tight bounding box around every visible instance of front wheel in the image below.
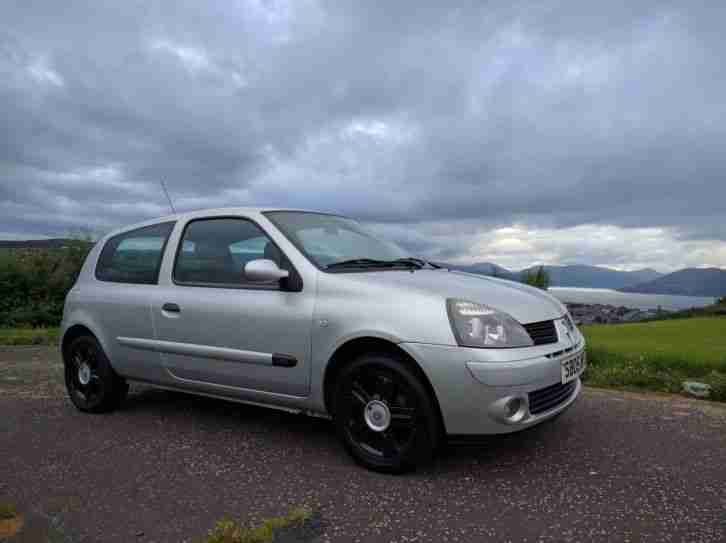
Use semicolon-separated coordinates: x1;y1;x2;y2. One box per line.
333;353;440;473
63;335;128;413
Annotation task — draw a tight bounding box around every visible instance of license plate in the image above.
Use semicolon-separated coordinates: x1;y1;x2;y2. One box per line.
561;352;586;384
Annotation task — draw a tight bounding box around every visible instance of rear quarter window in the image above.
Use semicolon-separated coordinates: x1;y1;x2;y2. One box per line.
95;222;175;284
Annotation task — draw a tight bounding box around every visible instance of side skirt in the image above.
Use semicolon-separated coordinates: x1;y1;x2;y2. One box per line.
126;378;331;420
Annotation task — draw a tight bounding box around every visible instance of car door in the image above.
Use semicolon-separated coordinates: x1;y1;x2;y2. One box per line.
151;215;314;398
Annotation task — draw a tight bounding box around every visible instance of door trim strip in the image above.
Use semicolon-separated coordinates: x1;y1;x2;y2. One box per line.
117;336;275;366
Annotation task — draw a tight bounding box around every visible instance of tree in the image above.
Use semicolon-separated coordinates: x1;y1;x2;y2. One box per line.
521;265;550;290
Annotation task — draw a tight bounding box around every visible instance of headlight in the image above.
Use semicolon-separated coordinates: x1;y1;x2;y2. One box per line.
563;311;576;332
446;298;534;348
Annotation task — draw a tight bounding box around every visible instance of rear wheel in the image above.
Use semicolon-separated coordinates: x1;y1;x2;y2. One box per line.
63;335;128;413
333;353;439;473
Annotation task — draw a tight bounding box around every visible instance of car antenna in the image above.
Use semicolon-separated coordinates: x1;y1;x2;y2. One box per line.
159;179;176;214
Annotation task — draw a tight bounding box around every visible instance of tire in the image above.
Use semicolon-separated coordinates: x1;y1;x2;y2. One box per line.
333;353;440;474
63;334;128;413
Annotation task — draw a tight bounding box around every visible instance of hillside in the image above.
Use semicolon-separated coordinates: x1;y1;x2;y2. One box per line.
619;268;726;297
0;238;91;250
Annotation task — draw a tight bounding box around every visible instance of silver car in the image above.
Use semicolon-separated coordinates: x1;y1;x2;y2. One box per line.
61;208;586;472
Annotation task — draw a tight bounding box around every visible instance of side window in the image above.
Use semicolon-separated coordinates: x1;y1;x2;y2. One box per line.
96;222;175;284
229;236;268;268
173;218;285;287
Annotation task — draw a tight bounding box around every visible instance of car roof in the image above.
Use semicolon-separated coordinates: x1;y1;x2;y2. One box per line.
100;207;341;240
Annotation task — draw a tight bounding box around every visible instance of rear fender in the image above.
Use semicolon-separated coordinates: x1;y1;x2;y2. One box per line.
61;310;115;369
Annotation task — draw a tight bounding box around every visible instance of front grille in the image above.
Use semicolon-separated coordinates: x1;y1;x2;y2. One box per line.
528;380;577;415
523;320;558;346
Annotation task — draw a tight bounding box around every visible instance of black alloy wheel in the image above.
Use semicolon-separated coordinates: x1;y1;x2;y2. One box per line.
334;353;439;473
64;335;128;413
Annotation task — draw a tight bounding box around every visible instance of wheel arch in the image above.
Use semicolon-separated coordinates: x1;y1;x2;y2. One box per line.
61;321;114;370
61;324;96;359
322;336;445;434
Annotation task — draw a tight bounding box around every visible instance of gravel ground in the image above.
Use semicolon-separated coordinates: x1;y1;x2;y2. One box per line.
1;346;725;542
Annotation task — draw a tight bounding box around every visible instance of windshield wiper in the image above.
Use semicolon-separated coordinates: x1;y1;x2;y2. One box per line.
325;258;393;270
390;257;445;269
388;257;427;269
326;257;437;271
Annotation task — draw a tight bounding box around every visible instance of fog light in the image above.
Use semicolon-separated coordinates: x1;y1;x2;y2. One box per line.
502;397;527;423
488;395;529;424
504;398;522;418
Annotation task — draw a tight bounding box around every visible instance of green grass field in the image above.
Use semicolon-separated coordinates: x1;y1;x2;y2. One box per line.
583;316;726;400
0;327;59;346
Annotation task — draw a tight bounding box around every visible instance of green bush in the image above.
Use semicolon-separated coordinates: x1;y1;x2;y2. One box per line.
0;241;91;327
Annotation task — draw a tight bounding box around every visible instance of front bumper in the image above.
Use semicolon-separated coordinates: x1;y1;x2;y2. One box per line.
399;335;585;435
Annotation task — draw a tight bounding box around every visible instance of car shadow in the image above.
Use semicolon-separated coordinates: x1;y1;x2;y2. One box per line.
120;384;340;444
119;384;573;476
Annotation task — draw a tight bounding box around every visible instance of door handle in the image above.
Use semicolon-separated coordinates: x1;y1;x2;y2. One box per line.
162;303;181;313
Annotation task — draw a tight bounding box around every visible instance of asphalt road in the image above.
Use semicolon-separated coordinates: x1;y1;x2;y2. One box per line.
1;346;725;542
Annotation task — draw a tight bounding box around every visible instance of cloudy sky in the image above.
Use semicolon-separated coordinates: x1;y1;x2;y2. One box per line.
1;1;725;271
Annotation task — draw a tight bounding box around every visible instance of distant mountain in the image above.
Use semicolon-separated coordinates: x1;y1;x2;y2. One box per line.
627;268;663;283
441;262;663;289
619;268;726;297
521;264;663;289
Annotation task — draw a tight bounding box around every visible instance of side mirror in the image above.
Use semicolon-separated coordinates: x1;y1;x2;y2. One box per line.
244;259;290;283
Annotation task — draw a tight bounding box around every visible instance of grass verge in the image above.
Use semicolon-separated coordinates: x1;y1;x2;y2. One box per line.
0;327;59;346
198;506;314;543
582;317;726;401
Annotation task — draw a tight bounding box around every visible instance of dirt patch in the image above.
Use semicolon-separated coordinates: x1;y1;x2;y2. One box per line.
584;386;726;420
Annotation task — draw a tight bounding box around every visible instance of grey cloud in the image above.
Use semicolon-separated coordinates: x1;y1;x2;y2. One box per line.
0;0;725;268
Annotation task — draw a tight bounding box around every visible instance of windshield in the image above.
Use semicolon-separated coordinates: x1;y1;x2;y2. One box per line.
265;211;410;269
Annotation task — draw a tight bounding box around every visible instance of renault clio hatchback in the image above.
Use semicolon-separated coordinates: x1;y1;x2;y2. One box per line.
61;208;586;472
